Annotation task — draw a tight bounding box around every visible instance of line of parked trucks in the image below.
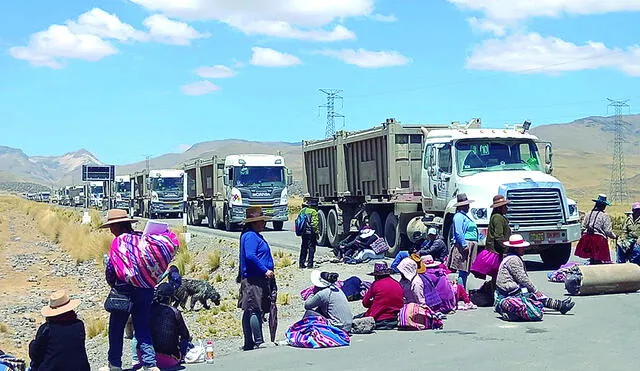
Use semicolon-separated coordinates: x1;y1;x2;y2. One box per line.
32;116;581;267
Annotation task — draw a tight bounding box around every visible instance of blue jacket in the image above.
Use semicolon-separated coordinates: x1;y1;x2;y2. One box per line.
239;229;275;279
452;211;470;246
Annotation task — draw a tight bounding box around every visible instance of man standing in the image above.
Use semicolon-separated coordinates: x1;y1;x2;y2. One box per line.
298;198;320;269
618;202;640;265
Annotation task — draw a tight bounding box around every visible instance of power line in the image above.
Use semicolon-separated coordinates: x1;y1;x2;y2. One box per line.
607;98;631;204
319;89;344;137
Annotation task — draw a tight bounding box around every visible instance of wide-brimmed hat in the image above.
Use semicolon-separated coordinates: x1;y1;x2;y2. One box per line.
41;290;80;317
242;206;272;223
592;194;611;206
503;234;531;248
453;193;474;208
360;227;375;239
310;270;338;288
99;209;137;228
421;254;442;268
410;253;427;274
632;202;640;211
490;195;511;209
367;261;394;276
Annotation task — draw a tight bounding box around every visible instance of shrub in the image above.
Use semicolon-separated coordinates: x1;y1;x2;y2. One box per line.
172;247;194;275
0;322;8;333
207;251;221;272
85;317;107;339
277;293;291;306
214;274;223;283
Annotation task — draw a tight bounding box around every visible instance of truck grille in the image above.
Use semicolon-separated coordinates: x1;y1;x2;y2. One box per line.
505;189;564;227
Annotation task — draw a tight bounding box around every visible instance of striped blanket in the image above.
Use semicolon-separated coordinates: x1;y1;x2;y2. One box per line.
109;231;179;288
398;303;444;331
494;291;544;321
285;315;350;349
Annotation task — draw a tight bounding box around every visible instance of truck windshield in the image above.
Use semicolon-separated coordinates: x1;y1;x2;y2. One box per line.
151;177;183;192
455;139;544;176
91;186;104;195
115;182;130;193
234;166;285;187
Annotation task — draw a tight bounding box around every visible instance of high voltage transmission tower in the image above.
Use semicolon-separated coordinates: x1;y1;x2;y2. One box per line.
319;89;344;137
607;98;631;204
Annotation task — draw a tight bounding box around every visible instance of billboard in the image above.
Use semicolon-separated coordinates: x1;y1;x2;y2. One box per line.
82;165;115;181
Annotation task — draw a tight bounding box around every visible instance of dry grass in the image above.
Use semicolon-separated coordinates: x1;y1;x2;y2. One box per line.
277;293;291;306
2;196;112;263
274;250;294;269
207;251;221;272
0;216;8;249
0;322;8;333
288;195;303;220
85;317;107;339
214;274;223;283
196;271;210;281
229;260;236;269
195;299;243;338
172;247;194;275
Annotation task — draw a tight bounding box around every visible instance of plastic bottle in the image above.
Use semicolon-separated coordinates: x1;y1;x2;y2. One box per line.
205;340;215;364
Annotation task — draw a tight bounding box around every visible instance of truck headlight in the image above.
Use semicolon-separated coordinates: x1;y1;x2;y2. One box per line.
280;188;288;205
151;191;159;202
471;208;488;220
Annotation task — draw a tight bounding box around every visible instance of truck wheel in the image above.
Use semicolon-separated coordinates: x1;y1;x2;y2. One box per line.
224;206;232;231
540;243;571;269
369;211;385;237
327;209;341;248
384;213;401;257
316;210;329;247
272;221;284;231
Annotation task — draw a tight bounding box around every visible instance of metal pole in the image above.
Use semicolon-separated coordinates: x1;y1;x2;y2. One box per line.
182;172;188;230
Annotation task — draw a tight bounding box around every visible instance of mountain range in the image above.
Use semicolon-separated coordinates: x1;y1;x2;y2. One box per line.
2;114;639;205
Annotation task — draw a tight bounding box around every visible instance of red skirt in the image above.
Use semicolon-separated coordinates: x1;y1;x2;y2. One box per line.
575;234;611;262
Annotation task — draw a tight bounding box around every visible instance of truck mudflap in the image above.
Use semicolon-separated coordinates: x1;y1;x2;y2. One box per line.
517;223;581;246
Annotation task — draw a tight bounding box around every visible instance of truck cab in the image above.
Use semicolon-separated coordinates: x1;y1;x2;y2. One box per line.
147;169;184;218
422;120;581;266
114;175;131;211
223;154;292;230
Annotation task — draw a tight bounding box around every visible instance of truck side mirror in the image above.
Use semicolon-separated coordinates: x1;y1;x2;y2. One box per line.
223;175;229;186
287;175;294;186
544;143;553;174
287;168;293;176
427;147;436;177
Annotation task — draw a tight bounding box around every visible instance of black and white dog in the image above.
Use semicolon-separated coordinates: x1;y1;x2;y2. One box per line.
171;279;221;311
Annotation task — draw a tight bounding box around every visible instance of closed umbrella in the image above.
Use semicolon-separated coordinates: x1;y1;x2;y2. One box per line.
268;278;278;343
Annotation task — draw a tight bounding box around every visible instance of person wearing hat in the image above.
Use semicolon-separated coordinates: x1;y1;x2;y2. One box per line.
447;193;479;288
237;206;276;351
335;220;361;259
360;262;404;330
303;271;353;333
29;290;90;371
140;283;192;369
617;202;640;265
495;235;575;321
100;209;160;371
297;198;320;269
417;228;449;263
471;195;512;288
575;194;617;264
397;257;426;305
422;255;457;313
340;226;379;261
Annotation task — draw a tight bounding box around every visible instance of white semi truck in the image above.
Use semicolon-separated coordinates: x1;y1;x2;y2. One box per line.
302;118;581;268
183;154;293;231
132;169;184;219
114;175;132;211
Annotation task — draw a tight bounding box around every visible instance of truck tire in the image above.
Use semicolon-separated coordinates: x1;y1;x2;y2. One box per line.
317;210;329;247
384;213;401;257
369;211;385;237
272;221;284;231
540;243;572;269
326;209;341;248
223;205;233;231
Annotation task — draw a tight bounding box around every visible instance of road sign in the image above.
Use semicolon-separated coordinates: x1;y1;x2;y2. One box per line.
82;165;115;181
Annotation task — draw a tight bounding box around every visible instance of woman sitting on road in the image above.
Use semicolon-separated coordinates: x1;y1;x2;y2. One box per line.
359;262;404;330
304;270;353;333
397;257;426;305
495;235;575;321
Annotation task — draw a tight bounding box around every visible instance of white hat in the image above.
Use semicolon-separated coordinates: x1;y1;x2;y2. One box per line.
360;228;375;239
427;227;438;235
502;234;531;248
310;270;331;288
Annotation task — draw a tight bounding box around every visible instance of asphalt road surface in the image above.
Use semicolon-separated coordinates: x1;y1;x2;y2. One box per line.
179;257;639;371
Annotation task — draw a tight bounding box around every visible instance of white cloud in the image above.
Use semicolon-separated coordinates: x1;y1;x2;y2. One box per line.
316;48;411;68
8;24;118;68
467;17;506;37
231;21;355;42
180;80;221;95
195;64;236;78
368;13;398;22
249;47;302;67
130;0;374;40
143;14;210;45
467;33;640;76
66;8;147;42
448;0;640;22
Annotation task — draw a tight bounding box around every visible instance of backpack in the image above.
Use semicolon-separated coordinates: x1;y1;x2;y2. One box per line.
295;211;313;237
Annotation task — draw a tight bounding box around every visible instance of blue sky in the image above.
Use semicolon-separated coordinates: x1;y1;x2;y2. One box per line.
1;0;639;165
